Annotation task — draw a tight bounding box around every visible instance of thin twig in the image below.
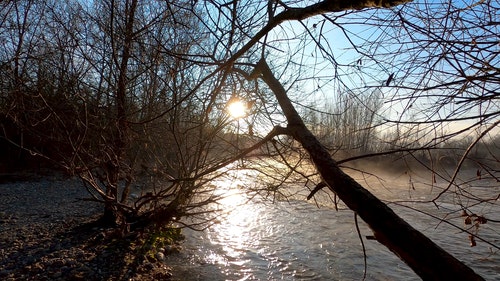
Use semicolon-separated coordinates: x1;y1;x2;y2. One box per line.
354;213;367;281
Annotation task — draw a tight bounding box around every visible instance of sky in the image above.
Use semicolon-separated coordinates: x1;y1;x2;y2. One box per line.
257;0;499;141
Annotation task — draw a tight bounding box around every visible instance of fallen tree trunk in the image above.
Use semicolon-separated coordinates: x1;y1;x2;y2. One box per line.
251;58;484;280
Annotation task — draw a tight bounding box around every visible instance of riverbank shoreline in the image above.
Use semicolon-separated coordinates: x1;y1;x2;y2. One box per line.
0;176;174;280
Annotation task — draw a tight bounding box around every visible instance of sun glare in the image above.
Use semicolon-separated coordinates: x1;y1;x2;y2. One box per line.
227;100;247;119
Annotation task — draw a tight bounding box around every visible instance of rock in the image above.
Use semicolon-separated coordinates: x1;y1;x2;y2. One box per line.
153;268;173;279
32;262;45;271
164;244;181;254
136;260;155;274
155;251;165;261
51;258;65;267
63;258;76;267
60;266;70;273
69;265;94;280
0;269;12;278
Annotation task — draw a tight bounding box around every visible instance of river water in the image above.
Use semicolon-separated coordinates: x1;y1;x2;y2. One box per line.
165;168;500;280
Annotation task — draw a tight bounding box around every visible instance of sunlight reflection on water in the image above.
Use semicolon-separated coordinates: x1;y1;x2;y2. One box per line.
165;168;500;281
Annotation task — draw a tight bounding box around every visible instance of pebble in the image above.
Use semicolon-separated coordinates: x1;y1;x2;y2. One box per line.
0;177;176;280
155;251;165;261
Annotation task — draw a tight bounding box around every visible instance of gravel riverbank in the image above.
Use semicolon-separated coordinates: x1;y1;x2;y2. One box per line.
0;175;174;280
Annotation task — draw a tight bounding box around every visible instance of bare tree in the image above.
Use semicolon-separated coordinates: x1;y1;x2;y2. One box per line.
173;0;497;279
0;0;262;230
1;0;498;279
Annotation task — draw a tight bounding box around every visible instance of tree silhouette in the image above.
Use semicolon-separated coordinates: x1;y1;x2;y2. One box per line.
1;0;498;279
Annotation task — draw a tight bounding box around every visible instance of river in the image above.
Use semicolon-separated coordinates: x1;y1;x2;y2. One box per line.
164;168;500;280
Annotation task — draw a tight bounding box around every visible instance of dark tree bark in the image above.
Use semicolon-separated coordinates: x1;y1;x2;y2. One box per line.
250;58;484;281
101;0;138;225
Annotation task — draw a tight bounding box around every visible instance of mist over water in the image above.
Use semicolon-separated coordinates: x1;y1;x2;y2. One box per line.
166;168;500;280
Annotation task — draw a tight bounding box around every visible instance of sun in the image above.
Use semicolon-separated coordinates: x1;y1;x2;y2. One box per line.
227;100;247;119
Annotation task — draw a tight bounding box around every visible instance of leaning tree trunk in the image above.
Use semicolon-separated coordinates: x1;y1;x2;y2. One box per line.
251;58;484;281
